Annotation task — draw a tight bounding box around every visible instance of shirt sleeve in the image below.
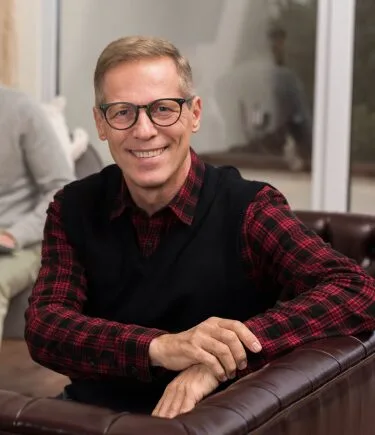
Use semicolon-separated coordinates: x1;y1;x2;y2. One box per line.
24;189;167;382
7;97;75;248
239;185;375;374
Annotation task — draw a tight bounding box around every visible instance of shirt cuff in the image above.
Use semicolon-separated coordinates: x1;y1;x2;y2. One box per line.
243;318;272;372
117;328;168;382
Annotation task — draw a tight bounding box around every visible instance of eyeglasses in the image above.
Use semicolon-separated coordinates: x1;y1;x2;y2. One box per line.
99;97;193;130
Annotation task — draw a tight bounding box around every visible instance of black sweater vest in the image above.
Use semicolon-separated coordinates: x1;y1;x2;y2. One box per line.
61;163;271;412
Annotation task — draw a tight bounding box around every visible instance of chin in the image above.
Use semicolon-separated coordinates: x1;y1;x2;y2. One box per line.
132;173;170;190
136;180;166;189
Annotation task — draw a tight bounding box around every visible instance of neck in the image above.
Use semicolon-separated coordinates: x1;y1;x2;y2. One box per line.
126;153;192;216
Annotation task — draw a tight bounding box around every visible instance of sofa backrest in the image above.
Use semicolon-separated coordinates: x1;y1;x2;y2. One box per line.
295;210;375;277
1;333;375;435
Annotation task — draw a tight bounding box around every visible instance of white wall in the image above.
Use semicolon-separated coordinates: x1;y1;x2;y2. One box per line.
59;0;272;164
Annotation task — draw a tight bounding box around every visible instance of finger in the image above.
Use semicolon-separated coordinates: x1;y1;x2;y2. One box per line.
193;348;227;382
218;319;262;354
158;387;183;419
212;327;248;371
165;388;186;418
179;395;197;415
152;395;164;417
152;385;175;417
201;339;237;379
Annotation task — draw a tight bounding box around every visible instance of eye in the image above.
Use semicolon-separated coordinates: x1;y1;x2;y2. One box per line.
155;104;172;113
107;103;134;120
151;100;180;116
114;109;129;117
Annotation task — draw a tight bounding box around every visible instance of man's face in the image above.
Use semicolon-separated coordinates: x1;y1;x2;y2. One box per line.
94;57;202;192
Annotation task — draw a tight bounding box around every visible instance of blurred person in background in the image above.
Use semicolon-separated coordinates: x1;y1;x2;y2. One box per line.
268;25;312;169
0;86;75;344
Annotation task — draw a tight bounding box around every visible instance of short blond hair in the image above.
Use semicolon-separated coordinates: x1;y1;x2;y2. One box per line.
94;35;194;106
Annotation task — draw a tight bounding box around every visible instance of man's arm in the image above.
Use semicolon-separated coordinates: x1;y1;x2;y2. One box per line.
24;190;167;381
239;186;375;374
6;98;75;248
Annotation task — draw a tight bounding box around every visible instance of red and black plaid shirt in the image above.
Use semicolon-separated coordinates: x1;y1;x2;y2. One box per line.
26;149;375;382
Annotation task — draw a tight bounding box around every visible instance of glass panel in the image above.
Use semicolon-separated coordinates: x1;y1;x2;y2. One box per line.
60;0;317;209
349;0;375;214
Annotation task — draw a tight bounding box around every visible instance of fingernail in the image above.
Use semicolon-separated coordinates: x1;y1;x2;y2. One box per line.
239;361;247;370
252;342;262;352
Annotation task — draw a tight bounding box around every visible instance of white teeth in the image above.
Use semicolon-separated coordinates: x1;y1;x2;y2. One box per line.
131;147;166;158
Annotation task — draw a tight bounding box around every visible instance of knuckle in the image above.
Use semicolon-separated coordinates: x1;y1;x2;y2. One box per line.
176;383;186;393
207;316;218;324
207;357;222;373
217;346;229;357
232;320;244;330
196;348;206;361
166;383;177;393
222;329;237;342
189;330;201;344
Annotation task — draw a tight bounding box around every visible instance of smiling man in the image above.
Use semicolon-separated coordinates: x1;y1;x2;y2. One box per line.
25;36;375;419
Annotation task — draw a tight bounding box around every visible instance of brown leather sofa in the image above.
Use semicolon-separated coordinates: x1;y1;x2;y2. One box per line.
1;211;375;435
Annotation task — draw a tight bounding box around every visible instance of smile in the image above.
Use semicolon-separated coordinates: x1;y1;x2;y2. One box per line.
130;147;168;159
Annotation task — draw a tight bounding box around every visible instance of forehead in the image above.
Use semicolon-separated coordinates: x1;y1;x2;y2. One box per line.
102;57;182;104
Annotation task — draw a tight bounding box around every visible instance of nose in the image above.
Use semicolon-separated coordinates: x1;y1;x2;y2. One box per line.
131;108;158;140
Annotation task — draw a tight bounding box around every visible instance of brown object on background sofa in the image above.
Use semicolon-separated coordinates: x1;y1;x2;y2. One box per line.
1;212;374;434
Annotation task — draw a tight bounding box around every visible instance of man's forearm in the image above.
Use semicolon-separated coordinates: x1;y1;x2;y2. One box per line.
243;275;375;373
25;303;167;381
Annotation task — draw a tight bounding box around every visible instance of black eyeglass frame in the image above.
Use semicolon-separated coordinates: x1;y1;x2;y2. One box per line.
99;97;194;130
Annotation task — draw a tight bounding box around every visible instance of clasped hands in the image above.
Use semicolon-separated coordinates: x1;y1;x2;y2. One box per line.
149;316;262;418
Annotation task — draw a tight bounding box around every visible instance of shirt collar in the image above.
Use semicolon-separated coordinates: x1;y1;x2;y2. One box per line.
110;148;205;225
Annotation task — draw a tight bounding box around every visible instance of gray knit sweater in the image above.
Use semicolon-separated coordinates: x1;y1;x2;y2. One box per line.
0;86;75;248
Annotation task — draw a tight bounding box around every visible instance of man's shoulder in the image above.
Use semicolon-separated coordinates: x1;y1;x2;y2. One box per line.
213;165;269;195
208;164;271;211
63;164;122;201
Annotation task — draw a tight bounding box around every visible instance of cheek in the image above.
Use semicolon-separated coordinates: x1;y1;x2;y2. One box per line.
169;118;192;142
107;130;129;148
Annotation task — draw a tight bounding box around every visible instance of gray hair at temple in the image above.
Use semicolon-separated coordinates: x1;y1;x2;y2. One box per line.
94;35;195;106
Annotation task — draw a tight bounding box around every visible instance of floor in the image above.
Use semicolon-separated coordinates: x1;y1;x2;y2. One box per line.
0;339;67;398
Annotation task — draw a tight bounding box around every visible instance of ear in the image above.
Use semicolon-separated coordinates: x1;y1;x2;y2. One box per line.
93;107;107;141
191;96;202;133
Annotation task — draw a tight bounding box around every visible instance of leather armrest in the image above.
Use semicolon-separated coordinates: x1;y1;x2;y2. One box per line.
1;333;375;435
177;332;375;434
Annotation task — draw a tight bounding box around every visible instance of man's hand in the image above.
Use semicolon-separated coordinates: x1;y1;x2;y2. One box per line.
0;232;16;252
152;364;219;418
149;317;262;382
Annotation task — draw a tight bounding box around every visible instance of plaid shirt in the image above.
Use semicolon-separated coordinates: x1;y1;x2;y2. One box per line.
25;150;375;382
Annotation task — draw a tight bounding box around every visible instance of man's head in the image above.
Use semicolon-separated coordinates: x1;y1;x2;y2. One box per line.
94;36;194;107
93;36;202;199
